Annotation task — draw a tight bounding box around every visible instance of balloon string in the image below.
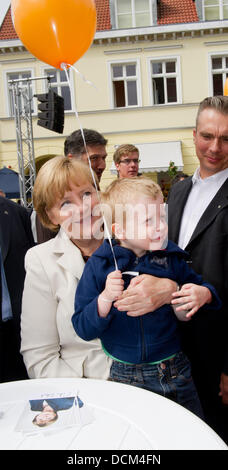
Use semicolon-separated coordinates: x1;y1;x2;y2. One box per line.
61;63;118;271
66;64;98;90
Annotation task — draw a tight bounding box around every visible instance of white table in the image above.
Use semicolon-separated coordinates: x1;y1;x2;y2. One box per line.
0;378;226;450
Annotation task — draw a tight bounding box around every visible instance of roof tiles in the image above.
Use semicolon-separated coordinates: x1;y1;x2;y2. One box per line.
0;7;18;40
0;1;199;41
95;0;111;31
157;0;198;25
0;3;111;40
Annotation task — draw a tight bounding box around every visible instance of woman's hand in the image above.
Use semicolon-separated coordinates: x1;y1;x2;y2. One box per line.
171;283;212;319
114;274;177;316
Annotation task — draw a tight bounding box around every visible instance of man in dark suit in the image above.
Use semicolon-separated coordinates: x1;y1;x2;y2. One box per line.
167;96;228;443
0;196;34;382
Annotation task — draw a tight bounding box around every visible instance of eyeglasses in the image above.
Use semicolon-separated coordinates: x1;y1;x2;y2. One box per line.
119;159;140;165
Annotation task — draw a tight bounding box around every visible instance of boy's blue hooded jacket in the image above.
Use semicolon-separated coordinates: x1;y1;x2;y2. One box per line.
72;239;221;364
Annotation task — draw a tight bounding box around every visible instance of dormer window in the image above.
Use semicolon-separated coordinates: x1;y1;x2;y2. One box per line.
115;0;153;29
203;0;228;20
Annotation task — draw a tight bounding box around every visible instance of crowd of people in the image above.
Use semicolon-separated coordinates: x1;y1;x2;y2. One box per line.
0;95;228;445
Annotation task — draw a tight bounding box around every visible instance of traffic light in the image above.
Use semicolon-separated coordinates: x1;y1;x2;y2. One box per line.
35;90;64;134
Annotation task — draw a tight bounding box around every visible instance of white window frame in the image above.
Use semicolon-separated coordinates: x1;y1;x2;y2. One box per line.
40;65;75;113
147;56;182;106
108;58;142;109
114;0;153;29
208;51;228;95
203;0;228;20
4;68;35;118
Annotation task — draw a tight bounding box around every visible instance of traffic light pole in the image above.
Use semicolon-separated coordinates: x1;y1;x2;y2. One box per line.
35;90;64;134
9;75;54;208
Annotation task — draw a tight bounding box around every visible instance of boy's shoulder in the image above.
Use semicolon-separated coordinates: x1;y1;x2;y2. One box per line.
165;240;188;256
88;239;189;269
148;240;189;259
91;239;188;258
86;239;116;268
89;238;133;267
91;238;123;255
90;238;113;258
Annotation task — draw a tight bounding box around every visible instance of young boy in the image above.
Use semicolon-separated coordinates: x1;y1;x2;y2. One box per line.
72;177;221;418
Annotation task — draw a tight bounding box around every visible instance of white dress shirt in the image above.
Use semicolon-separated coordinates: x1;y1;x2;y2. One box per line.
178;167;228;249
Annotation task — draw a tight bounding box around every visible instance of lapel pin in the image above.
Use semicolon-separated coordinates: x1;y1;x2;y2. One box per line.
217;205;221;209
4;211;8;215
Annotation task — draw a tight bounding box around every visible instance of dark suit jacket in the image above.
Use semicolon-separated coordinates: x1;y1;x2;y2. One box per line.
0;197;35;381
167;177;228;385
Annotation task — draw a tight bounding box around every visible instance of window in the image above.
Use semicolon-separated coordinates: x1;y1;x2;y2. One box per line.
210;55;228;94
110;61;141;108
43;68;72;111
149;58;181;105
7;71;34;117
115;0;152;29
203;0;228;20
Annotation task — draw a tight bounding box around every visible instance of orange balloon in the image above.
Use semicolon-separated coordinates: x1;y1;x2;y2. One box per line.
224;78;228;96
11;0;97;69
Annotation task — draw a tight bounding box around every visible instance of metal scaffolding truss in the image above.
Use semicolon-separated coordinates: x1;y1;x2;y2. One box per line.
9;78;36;208
9;75;55;208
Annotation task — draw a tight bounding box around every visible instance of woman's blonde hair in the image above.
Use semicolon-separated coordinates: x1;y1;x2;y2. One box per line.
33;156;98;231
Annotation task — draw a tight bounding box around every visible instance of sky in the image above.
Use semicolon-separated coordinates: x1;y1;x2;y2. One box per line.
0;0;10;28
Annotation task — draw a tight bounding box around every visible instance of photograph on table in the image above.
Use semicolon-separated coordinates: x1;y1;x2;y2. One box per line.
14;392;93;435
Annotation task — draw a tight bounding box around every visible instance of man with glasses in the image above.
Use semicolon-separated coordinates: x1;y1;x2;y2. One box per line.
113;144;140;179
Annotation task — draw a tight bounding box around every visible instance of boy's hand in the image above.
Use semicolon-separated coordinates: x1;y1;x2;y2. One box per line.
102;270;124;302
171;283;212;318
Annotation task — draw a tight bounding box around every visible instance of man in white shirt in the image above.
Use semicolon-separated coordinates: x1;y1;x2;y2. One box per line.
167;96;228;444
178;167;228;250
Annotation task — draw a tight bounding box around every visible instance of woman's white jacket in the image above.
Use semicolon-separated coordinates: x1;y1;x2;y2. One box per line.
21;229;111;379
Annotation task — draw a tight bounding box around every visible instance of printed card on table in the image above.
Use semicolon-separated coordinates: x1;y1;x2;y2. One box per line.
14;391;93;435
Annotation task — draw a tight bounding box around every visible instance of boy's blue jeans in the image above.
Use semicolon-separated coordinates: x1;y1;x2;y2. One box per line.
109;351;204;420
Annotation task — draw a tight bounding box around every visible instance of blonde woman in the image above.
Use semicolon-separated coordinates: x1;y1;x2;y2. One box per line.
21;156;111;379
